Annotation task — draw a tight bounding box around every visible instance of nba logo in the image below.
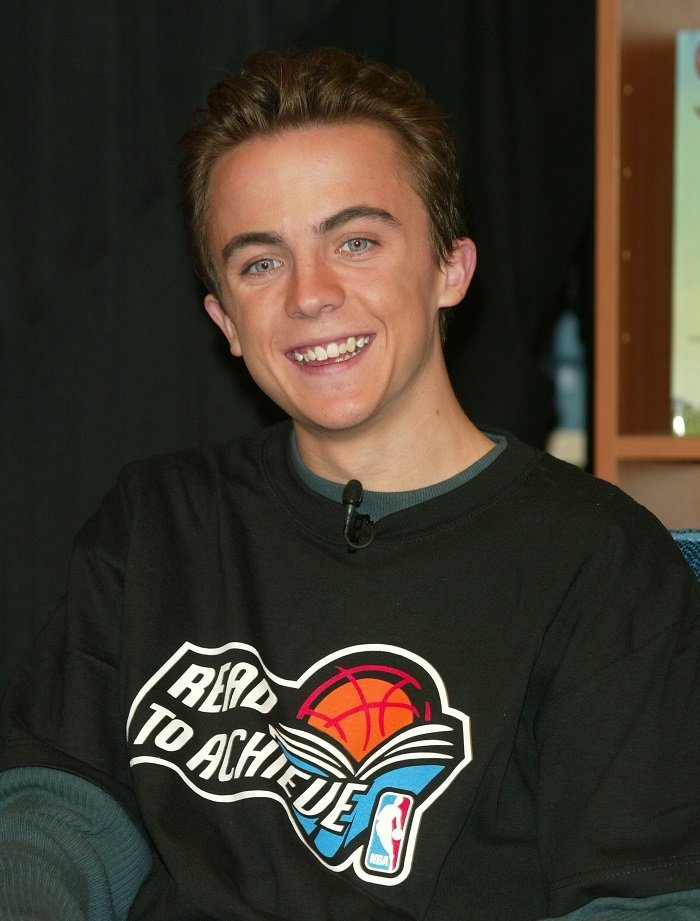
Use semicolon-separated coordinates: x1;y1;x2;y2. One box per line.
364;792;414;875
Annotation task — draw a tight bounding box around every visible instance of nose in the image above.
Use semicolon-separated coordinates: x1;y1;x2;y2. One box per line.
285;256;345;319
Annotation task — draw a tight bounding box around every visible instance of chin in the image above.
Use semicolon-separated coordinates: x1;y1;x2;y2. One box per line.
297;405;386;437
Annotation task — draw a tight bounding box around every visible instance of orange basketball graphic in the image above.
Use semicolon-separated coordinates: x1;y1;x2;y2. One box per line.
298;667;422;761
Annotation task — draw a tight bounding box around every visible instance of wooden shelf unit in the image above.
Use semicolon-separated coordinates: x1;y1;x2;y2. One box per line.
594;0;700;528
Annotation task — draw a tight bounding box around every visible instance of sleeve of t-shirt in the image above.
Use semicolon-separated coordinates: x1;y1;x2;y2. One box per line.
0;475;139;801
0;765;152;920
0;471;153;916
532;508;700;913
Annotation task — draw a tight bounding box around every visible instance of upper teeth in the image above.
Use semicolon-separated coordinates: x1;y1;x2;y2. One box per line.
292;335;369;364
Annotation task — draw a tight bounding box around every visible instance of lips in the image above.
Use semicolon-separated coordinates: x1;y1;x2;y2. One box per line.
289;334;372;365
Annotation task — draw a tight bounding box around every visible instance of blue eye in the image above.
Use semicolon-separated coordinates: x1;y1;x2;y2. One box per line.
245;257;281;275
341;237;372;253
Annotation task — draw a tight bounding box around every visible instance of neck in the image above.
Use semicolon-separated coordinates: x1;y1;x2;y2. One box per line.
293;389;493;492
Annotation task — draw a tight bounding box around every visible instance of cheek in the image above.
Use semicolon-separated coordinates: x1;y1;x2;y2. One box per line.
234;319;285;381
221;296;266;357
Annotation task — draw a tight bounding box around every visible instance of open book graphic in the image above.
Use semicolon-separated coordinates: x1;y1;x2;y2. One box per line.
269;721;456;781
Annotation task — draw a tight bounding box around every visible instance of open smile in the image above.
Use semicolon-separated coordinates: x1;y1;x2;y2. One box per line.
288;334;373;366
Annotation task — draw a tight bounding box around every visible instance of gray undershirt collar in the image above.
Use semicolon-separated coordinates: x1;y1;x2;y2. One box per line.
289;431;507;521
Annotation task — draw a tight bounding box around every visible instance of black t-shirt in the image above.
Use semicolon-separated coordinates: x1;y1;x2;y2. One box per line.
2;423;699;920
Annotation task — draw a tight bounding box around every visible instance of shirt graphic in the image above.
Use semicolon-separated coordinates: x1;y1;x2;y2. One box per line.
127;642;471;885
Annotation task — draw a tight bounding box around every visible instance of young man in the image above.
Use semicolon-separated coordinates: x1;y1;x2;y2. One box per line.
1;48;699;921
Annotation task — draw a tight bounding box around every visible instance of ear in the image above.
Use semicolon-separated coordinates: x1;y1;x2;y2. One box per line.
437;237;477;308
204;294;242;357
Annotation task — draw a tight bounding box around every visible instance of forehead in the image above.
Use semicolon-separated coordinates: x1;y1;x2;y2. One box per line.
205;122;427;242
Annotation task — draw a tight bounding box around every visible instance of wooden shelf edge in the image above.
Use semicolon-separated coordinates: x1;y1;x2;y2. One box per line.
614;436;700;461
593;0;622;478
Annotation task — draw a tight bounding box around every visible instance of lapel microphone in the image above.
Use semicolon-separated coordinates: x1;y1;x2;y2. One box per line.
342;479;374;552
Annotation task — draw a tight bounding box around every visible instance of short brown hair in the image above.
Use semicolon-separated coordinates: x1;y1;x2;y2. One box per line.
180;47;466;305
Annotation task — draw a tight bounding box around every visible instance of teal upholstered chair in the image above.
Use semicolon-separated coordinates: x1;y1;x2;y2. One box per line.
672;530;700;579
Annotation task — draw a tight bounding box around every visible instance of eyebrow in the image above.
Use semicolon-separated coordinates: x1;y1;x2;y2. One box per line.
221;231;284;263
315;205;401;236
220;205;400;264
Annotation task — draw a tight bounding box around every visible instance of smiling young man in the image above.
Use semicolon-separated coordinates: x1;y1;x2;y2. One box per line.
202;120;490;489
1;48;700;921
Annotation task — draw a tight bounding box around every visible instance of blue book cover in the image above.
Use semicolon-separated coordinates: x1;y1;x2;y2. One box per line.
671;30;700;437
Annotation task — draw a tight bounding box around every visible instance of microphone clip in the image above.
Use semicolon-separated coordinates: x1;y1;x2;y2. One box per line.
342;479;374;552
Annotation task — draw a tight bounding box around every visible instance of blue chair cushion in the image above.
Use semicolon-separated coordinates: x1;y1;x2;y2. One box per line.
671;530;700;579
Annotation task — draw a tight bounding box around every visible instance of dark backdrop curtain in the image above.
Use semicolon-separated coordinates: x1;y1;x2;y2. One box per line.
0;1;594;688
